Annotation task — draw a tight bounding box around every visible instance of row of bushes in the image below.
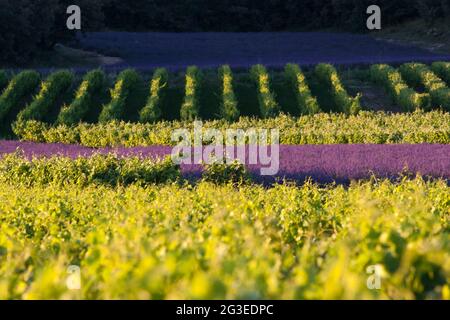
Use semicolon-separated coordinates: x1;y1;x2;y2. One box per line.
57;70;107;125
285;64;320;115
3;64;449;128
0;153;180;187
0;153;252;186
219;65;240;122
432;62;450;85
315;64;361;115
180;66;202;121
139;68;169;123
12;111;450;147
0;71;41;125
250;65;280;118
400;63;450;111
370;64;430;111
17;71;74;122
98;69;146;123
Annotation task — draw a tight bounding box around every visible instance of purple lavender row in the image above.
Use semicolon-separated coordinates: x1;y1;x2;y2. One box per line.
1;140;449;184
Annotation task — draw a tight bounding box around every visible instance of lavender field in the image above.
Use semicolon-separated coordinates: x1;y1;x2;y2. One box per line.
3;1;450;303
1;140;448;184
73;32;450;70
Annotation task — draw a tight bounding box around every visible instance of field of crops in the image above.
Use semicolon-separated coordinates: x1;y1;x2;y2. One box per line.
1;178;449;299
1;62;450;139
0;61;449;300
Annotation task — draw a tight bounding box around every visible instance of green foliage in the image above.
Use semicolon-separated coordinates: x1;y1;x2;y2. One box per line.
99;69;145;123
0;71;40;124
100;1;431;32
0;71;8;90
250;65;280;118
180;66;202;121
17;71;74;122
139;68;168;123
0;153;180;187
400;63;450;111
13;111;450;147
219;65;240;122
285;64;320;115
0;0;104;66
370;64;431;111
202;160;250;185
57;70;106;125
0;177;448;299
315;64;361;115
0;64;447;130
432;62;450;85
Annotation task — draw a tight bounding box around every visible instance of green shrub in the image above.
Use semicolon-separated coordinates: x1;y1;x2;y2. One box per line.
285;63;320;115
370;64;430;111
0;70;40;124
13;111;450;146
202;160;251;185
17;70;74;122
99;69;145;123
315;64;361;115
139;68;168;123
250;64;280;118
431;62;450;85
400;63;450;111
11;119;49;142
218;65;240;121
180;66;202;121
57;70;106;125
0;153;180;187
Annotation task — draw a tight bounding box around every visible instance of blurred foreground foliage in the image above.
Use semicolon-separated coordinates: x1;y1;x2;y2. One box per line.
0;177;448;299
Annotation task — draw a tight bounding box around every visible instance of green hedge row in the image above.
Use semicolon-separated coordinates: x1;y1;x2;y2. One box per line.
99;69;145;123
285;63;320;115
400;63;450;111
17;71;74;122
250;64;280;118
1;64;449;128
370;64;430;111
432;62;450;85
180;66;202;121
12;111;450;147
0;153;254;187
0;71;40;125
0;153;180;187
219;65;240;122
57;70;107;125
139;68;169;123
315;64;361;115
